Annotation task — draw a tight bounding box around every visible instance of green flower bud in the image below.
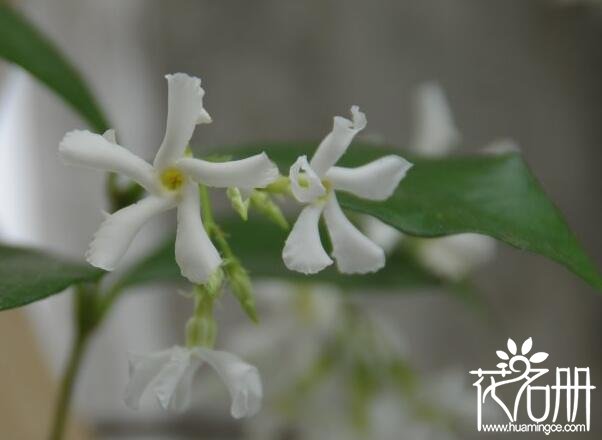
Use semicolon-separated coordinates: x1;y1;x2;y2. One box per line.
250;190;289;230
226;261;258;323
226;187;250;221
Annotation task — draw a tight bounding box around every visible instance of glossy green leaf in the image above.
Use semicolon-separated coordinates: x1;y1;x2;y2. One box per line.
215;143;602;292
0;4;109;132
0;245;104;311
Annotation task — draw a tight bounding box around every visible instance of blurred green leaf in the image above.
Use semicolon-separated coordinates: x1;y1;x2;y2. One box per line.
0;4;109;132
0;245;104;311
220;143;602;292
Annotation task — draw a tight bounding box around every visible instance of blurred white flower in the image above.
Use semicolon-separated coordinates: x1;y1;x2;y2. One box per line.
229;281;341;392
283;106;413;274
363;83;497;280
410;82;461;157
59;73;278;283
124;345;262;418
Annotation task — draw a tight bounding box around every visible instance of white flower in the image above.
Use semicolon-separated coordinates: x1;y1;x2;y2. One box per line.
282;106;413;274
60;73;278;283
124;345;262;418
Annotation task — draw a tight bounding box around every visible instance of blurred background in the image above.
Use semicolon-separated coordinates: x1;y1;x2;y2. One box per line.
0;0;600;438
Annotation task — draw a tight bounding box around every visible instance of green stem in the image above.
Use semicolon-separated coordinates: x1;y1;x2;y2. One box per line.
48;332;89;440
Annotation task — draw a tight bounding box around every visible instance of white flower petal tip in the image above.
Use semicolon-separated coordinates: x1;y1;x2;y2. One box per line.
483;138;521;155
324;196;385;274
102;128;117;143
289;156;326;203
194;347;263;419
309;106;368;176
154;73;210;169
327;155;413;201
86;196;175;271
411;82;461;157
283;203;333;274
349;105;367;131
165;73;209;125
176;184;222;284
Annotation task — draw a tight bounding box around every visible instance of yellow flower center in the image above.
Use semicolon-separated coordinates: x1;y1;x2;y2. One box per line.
160;167;185;191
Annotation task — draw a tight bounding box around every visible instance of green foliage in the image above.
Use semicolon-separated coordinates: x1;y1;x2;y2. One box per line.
0;4;109;132
0;245;104;311
220;143;602;292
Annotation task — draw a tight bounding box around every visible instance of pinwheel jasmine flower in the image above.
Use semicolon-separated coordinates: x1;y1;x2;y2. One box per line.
283;106;412;274
125;345;262;418
59;73;278;283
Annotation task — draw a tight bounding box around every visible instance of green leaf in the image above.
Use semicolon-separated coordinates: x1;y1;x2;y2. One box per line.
0;245;104;311
223;143;601;292
0;4;109;132
116;218;445;293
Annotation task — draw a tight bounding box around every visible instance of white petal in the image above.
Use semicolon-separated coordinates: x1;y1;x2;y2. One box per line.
323;195;385;274
175;183;222;283
124;349;173;410
194;347;263;419
309;105;366;176
153;73;211;170
289;155;326;203
87;196;176;270
361;216;404;255
282;203;332;274
483;138;521;155
410;82;461;157
326;155;412;200
152;347;199;411
416;233;496;280
177;153;278;189
59;130;158;193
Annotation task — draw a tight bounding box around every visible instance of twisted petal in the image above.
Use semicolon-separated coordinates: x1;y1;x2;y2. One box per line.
154;73;211;170
152;347;201;411
323;195;385;274
177;153;278;189
326;155;412;200
410;82;460;157
124;349;173;410
60;130;158;193
309;105;367;176
124;347;202;412
175;183;222;283
87;196;176;270
282;203;332;274
195;347;263;419
289;155;325;203
417;233;496;280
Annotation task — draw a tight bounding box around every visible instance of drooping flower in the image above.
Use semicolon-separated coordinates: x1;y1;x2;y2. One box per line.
124;345;262;418
59;73;278;283
364;83;496;280
282;106;412;275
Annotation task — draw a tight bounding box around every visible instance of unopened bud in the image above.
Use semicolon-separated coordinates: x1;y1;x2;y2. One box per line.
250;190;289;230
226;187;250;221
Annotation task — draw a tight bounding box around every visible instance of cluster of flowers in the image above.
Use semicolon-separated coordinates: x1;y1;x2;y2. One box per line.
59;73;412;418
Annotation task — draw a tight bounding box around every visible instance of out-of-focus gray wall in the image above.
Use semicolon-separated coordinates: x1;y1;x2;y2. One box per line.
0;0;600;438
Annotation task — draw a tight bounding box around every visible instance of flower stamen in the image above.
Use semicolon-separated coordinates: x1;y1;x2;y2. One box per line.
160;167;185;191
